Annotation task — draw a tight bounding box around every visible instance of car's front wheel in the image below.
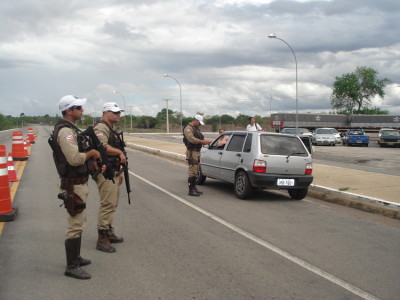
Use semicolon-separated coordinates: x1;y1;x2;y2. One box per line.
288;188;308;200
234;171;253;199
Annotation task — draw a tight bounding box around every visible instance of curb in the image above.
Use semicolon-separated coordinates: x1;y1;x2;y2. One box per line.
126;142;400;219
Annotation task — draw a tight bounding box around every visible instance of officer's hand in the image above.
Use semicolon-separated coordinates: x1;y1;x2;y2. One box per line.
101;164;107;174
202;140;211;145
119;152;127;164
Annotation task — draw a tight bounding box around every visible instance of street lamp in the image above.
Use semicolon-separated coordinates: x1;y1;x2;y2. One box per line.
268;33;299;129
113;90;126;130
163;74;182;134
128;105;134;132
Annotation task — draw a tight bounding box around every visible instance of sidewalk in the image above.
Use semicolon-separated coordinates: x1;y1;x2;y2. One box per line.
124;136;400;219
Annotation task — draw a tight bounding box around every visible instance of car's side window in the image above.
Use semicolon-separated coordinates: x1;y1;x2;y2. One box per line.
226;135;246;152
243;133;252;152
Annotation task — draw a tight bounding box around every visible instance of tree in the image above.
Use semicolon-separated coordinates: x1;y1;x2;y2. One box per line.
330;66;390;114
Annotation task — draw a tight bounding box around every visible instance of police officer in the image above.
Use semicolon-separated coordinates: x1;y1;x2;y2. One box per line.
183;115;211;196
93;102;126;253
52;95;104;280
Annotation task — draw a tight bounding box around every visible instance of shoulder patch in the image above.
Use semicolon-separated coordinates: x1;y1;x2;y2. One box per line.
66;135;74;141
96;132;104;136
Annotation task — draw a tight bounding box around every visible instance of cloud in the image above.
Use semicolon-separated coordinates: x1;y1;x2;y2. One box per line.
0;0;399;118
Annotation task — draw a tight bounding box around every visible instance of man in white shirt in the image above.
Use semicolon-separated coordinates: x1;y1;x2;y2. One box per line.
246;117;262;131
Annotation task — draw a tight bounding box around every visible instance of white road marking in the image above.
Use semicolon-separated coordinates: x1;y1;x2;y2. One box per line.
130;170;380;300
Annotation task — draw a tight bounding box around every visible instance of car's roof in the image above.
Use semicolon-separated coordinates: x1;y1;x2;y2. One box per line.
222;130;298;137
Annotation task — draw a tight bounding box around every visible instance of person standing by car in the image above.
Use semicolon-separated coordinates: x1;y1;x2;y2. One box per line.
247;117;262;131
93;102;126;253
183;115;211;196
51;95;105;280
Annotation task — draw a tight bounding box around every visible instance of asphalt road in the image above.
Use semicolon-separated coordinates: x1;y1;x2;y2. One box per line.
0;126;399;300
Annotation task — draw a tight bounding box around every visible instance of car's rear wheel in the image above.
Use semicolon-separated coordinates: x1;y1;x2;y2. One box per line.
196;168;206;185
234;171;253;199
288;188;308;200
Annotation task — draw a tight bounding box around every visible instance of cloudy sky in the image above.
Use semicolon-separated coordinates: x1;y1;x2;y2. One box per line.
1;0;399;119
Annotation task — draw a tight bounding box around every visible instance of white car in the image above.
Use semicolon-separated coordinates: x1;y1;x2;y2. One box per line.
312;128;337;146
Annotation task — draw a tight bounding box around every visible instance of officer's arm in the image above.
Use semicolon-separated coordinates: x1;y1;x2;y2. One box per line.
94;125;126;163
58;128;86;166
184;127;202;144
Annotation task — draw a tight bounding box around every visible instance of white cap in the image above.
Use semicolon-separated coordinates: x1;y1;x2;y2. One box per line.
194;114;204;125
59;95;87;111
103;102;124;112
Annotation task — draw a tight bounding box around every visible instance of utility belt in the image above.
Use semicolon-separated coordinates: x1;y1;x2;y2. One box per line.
60;176;89;188
187;144;202;151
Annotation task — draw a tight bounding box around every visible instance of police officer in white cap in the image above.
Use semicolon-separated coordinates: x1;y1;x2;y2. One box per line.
183;115;212;196
93;102;126;253
51;95;105;280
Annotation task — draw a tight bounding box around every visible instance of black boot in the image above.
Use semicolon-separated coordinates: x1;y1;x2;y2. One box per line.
77;236;91;266
108;226;124;243
65;238;91;280
96;230;116;253
188;177;201;197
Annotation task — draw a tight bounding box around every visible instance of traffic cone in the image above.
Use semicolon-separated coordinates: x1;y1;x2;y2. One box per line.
23;140;29;157
27;128;35;144
12;131;27;161
7;153;18;182
0;145;18;221
25;137;31;147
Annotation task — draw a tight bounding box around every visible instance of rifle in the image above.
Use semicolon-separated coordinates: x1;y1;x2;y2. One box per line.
118;131;132;204
81;126;114;181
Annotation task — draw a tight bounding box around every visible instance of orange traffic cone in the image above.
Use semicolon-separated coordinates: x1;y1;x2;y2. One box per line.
25;137;31;147
23;140;29;157
0;145;18;221
12;131;27;161
7;153;18;182
27;128;35;144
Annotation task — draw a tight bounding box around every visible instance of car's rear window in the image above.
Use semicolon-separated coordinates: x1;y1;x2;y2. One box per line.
260;135;308;156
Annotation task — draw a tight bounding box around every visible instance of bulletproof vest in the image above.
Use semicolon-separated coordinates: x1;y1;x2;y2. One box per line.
96;120;124;151
49;119;89;178
183;124;204;151
95;120;124;171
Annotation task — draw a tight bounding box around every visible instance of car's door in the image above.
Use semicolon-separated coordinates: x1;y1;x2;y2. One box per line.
219;133;247;182
200;134;231;178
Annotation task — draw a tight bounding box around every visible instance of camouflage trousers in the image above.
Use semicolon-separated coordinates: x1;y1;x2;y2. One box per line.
186;150;200;177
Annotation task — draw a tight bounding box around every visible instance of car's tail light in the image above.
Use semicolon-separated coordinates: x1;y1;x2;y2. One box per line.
253;160;266;173
305;163;313;175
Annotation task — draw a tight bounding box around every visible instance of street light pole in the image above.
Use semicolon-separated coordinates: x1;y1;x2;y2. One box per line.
163;74;182;134
113;90;126;131
268;33;298;129
163;99;170;134
128;105;134;132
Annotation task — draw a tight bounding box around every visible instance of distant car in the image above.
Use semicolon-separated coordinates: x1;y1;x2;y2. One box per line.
378;129;400;147
328;128;342;144
197;131;313;200
342;129;369;147
378;128;396;138
281;128;312;137
312;128;336;146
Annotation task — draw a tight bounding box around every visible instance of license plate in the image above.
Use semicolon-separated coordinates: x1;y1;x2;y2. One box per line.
277;179;295;186
356;141;362;143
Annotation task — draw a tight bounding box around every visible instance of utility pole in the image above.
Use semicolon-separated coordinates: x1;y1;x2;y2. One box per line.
163;99;170;134
128;105;134;132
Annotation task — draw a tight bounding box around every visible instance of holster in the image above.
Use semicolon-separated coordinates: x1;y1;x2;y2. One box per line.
60;177;88;217
187;151;199;166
